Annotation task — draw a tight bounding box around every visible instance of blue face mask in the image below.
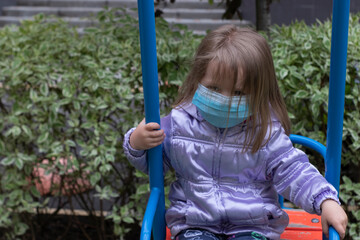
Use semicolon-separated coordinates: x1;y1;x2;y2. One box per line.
192;84;250;128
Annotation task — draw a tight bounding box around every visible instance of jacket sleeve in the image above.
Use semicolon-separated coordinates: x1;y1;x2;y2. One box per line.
265;125;340;215
123;114;172;175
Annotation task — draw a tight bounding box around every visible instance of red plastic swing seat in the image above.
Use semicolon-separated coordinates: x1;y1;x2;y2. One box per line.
281;209;322;240
165;209;322;240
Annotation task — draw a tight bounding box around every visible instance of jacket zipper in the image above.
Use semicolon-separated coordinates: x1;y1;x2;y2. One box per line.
214;128;228;231
212;128;222;179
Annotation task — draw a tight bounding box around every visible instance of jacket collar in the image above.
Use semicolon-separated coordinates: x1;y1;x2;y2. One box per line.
180;103;204;121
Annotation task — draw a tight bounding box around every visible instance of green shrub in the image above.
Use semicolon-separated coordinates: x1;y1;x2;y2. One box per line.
0;6;359;240
0;9;201;239
340;176;360;239
271;15;360;170
270;14;360;239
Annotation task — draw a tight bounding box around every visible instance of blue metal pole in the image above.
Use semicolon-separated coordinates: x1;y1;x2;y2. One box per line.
325;0;350;240
140;188;161;239
137;1;166;240
326;0;350;193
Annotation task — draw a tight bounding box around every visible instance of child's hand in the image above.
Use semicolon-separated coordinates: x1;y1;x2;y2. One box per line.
129;118;165;150
321;199;348;239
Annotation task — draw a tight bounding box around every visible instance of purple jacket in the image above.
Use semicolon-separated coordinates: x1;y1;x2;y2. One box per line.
123;103;339;239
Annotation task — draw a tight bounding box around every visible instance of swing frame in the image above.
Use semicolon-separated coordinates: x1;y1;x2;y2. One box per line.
136;1;350;239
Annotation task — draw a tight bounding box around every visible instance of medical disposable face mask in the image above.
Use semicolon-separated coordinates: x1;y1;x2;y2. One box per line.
192;84;250;128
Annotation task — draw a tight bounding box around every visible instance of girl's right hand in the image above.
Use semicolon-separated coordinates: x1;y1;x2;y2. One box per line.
129;118;165;150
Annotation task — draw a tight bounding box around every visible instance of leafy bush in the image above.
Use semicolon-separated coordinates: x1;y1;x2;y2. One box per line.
270;14;360;239
271;14;360;170
0;9;201;239
340;176;360;239
0;6;359;240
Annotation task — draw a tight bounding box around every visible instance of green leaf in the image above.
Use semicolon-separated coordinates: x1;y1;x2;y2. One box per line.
0;140;5;152
343;176;352;185
37;132;49;144
30;89;39;102
65;140;76;147
122;216;134;224
349;128;359;142
1;157;15;166
96;70;106;79
10;126;21;137
84;27;99;33
21;125;33;138
90;172;101;186
73;100;81;110
78;93;90;101
106;154;115;162
30;186;41;198
353;210;360;221
94;156;102;167
14;222;29;235
97;103;108;110
62;86;73;98
136;184;149;195
92;82;99;91
81;122;93;129
11;58;22;69
89;149;98;157
84;61;98;68
304;42;312;50
40;83;49;96
72;158;80;170
59;98;71;105
14;157;24;170
294;90;308;99
279;68;288;79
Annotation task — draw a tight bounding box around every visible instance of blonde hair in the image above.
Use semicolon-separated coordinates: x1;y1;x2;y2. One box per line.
173;25;291;153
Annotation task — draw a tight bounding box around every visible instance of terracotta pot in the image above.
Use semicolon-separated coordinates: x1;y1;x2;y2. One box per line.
31;157;92;196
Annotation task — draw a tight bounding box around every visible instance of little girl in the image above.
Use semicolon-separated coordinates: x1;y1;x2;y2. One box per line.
123;25;347;240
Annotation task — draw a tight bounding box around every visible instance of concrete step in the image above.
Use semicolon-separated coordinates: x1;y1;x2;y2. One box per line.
0;15;250;32
0;0;243;33
0;16;96;28
16;0;225;9
76;26;207;36
163;8;224;19
2;6;103;18
166;18;250;31
2;6;225;19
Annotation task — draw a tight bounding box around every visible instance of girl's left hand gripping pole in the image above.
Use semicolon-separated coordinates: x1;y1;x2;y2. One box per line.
137;1;166;240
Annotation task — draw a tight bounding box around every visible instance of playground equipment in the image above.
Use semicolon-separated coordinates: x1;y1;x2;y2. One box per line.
136;0;350;239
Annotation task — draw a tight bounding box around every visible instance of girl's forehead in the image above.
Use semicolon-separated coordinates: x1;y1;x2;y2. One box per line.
204;60;244;88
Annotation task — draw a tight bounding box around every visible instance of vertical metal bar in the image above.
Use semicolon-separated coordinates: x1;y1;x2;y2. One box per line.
137;1;166;240
140;188;161;240
326;0;350;193
329;227;341;240
278;195;284;208
325;0;350;239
